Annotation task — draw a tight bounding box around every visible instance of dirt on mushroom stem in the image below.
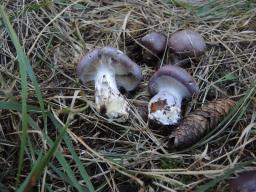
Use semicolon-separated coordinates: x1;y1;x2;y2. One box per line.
94;59;130;122
76;47;142;122
148;65;199;126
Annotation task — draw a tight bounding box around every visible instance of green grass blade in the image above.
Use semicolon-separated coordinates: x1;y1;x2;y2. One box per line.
181;79;256;152
1;5;47;125
0;101;87;191
0;101;95;191
0;6;29;184
26;61;47;125
17;124;68;192
200;80;256;145
64;135;95;191
0;101;41;112
0;4;94;190
18;112;84;191
49;115;95;191
27;116;88;192
49;164;73;184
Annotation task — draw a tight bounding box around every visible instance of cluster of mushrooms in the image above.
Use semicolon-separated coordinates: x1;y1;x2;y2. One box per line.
76;31;256;192
77;30;206;126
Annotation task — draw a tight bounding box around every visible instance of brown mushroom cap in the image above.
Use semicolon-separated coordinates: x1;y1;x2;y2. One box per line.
141;32;167;56
168;30;206;57
148;65;199;96
77;47;143;91
229;171;256;192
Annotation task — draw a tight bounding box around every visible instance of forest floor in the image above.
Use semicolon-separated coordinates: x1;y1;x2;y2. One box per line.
0;0;255;191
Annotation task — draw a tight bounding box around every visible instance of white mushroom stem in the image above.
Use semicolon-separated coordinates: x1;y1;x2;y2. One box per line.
148;88;183;125
95;65;129;122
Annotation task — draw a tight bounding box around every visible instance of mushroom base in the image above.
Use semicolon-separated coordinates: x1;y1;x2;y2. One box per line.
95;69;129;122
148;91;181;125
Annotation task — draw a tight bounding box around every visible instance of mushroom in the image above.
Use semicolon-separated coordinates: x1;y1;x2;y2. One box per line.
229;171;256;192
77;47;142;122
141;32;167;64
168;30;206;58
148;65;199;125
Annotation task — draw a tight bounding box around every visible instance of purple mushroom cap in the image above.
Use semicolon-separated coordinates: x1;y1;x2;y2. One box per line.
77;46;143;91
168;30;206;57
148;65;199;97
141;32;167;56
230;171;256;192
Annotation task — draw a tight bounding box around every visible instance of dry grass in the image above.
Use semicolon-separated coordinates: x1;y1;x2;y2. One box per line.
0;0;256;191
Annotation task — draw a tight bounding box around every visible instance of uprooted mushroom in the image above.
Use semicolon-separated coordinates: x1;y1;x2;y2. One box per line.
77;47;142;122
148;65;199;125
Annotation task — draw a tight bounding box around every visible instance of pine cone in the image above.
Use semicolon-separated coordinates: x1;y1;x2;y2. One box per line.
170;98;236;148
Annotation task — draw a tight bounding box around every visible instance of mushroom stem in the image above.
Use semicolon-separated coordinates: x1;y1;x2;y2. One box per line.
148;89;182;125
95;66;129;122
